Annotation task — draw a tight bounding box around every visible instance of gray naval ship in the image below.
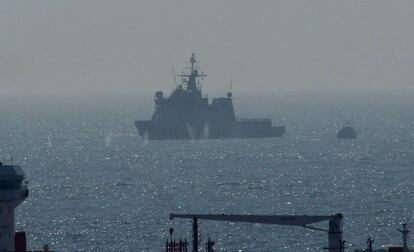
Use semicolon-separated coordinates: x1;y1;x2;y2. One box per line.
135;53;285;140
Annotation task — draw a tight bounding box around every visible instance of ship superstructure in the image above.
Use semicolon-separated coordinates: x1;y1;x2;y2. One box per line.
135;53;285;140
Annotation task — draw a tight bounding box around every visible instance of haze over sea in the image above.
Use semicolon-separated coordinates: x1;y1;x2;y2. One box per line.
1;91;413;251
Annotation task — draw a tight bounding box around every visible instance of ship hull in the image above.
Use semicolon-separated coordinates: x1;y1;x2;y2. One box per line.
135;120;285;140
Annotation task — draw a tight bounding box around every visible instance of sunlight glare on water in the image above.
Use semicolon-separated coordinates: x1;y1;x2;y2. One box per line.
0;93;413;251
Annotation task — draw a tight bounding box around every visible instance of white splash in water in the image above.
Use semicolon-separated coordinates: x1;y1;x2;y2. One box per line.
47;136;52;147
201;122;209;139
186;123;197;140
143;130;149;144
104;134;112;146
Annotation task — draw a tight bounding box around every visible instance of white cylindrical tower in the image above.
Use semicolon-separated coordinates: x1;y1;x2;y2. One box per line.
0;163;29;252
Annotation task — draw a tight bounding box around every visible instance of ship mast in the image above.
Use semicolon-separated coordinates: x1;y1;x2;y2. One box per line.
190;52;196;72
178;53;207;93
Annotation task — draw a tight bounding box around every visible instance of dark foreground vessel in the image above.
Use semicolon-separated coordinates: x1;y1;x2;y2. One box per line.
135;53;285;140
337;121;357;139
167;212;412;252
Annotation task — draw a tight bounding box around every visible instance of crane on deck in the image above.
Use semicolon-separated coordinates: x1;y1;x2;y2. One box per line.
169;213;344;252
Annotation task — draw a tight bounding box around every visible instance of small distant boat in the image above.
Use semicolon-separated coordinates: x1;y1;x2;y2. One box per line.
337;121;357;139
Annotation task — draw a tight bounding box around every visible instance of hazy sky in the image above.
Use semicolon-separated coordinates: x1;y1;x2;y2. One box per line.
1;1;413;95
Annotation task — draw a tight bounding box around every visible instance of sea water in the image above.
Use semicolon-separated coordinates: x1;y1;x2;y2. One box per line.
1;92;413;251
